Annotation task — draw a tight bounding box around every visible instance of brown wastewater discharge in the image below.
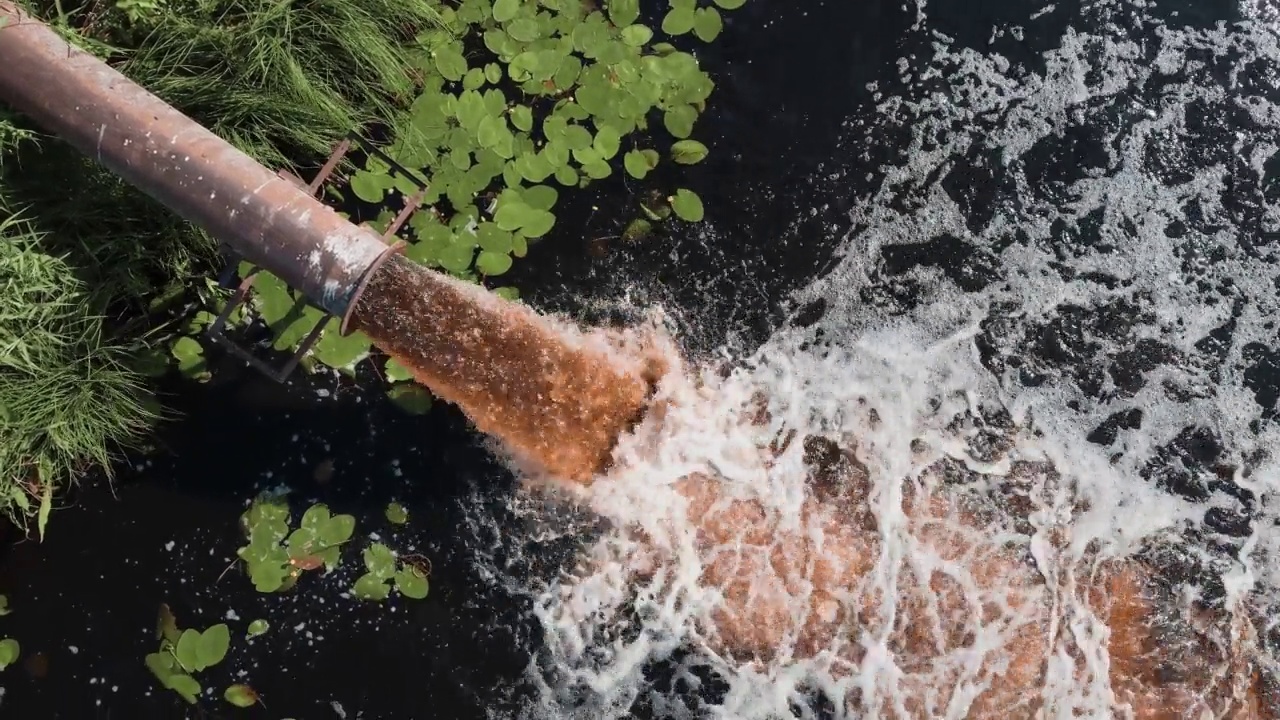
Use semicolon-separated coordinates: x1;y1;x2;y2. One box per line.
351;255;669;482
352;257;1276;717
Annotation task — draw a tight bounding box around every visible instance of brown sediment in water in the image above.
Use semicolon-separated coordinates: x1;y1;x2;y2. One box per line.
671;445;1277;718
350;255;667;482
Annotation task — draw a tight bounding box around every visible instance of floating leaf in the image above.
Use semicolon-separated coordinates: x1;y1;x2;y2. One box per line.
492;0;519;22
145;651;175;681
522;185;559;210
174;629;201;672
166;673;201;704
0;595;9;616
608;0;640;26
463;67;486;90
510;105;534;132
693;7;724;41
169;336;207;381
246;619;269;639
395;567;430;600
435;47;468;82
388;383;433;415
352;572;391;601
622;217;655;243
507;18;540;42
300;504;331;532
249;559;289;593
624;149;657;179
385;502;409;525
593;126;622;159
350;170;391;203
714;0;746;8
663;104;698;138
312;328;371;372
484;62;503;84
494;286;521;300
321;514;356;546
661;6;696;35
621;23;653;47
476;250;514;276
0;638;18;670
671;189;705;221
384;358;414;383
197;624;230;670
224;684;259;708
670;139;709;164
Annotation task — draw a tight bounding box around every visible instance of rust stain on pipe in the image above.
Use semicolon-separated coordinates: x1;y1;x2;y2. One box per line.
0;2;388;316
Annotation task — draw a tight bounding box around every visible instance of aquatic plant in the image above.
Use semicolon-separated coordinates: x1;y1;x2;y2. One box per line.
245;619;269;639
223;683;261;707
385;501;410;525
351;542;430;601
0;637;17;671
0;595;16;672
235;496;357;593
145;604;230;704
233;0;748;383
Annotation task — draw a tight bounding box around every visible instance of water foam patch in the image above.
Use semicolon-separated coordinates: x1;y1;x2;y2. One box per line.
464;1;1280;717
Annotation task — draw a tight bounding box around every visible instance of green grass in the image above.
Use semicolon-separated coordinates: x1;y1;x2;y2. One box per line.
0;212;156;532
88;0;441;170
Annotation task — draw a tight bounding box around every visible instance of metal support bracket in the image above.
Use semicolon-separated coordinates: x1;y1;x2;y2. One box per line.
206;133;429;382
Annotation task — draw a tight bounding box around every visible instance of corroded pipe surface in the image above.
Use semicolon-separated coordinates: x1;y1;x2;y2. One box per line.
352;255;664;482
0;2;387;316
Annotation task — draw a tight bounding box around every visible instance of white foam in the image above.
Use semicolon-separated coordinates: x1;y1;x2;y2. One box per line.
466;2;1280;717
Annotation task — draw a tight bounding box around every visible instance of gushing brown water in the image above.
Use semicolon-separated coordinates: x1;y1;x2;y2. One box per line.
351;255;667;482
350;258;1276;717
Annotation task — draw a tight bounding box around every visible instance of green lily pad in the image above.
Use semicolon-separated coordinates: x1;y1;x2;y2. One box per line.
384;358;414;383
0;595;9;616
352;572;391;601
224;684;259;708
624;149;657;179
385;502;409;525
661;6;695;35
321;514;356;546
663;104;698;138
714;0;746;8
608;0;640;26
622;217;655;243
510;105;534;132
388;383;433;414
350;170;392;203
693;7;724;41
395;567;430;599
670;139;709;164
246;619;269;638
197;624;230;670
671;188;705;222
593;126;622;159
312;328;371;372
0;638;18;670
476;250;514;276
492;0;519;22
165;673;202;704
621;23;653;47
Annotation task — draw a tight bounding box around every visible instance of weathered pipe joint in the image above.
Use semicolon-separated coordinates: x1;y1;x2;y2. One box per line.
0;1;388;318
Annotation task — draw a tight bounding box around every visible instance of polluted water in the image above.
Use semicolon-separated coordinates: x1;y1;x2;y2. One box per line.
443;1;1280;718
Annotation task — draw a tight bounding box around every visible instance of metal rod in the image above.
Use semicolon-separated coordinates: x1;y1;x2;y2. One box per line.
0;2;392;318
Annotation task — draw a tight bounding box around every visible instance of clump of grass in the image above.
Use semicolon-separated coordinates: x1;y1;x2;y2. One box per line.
107;0;439;169
0;213;156;531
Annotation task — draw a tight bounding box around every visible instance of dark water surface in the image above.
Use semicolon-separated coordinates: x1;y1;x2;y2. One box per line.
3;0;1276;717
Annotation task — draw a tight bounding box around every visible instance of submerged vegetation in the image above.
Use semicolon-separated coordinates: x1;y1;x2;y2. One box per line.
0;0;747;531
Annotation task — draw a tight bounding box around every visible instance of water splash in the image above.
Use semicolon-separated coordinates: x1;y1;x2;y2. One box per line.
465;1;1280;717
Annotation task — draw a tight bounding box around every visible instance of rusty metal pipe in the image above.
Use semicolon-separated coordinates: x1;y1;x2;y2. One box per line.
0;2;390;317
